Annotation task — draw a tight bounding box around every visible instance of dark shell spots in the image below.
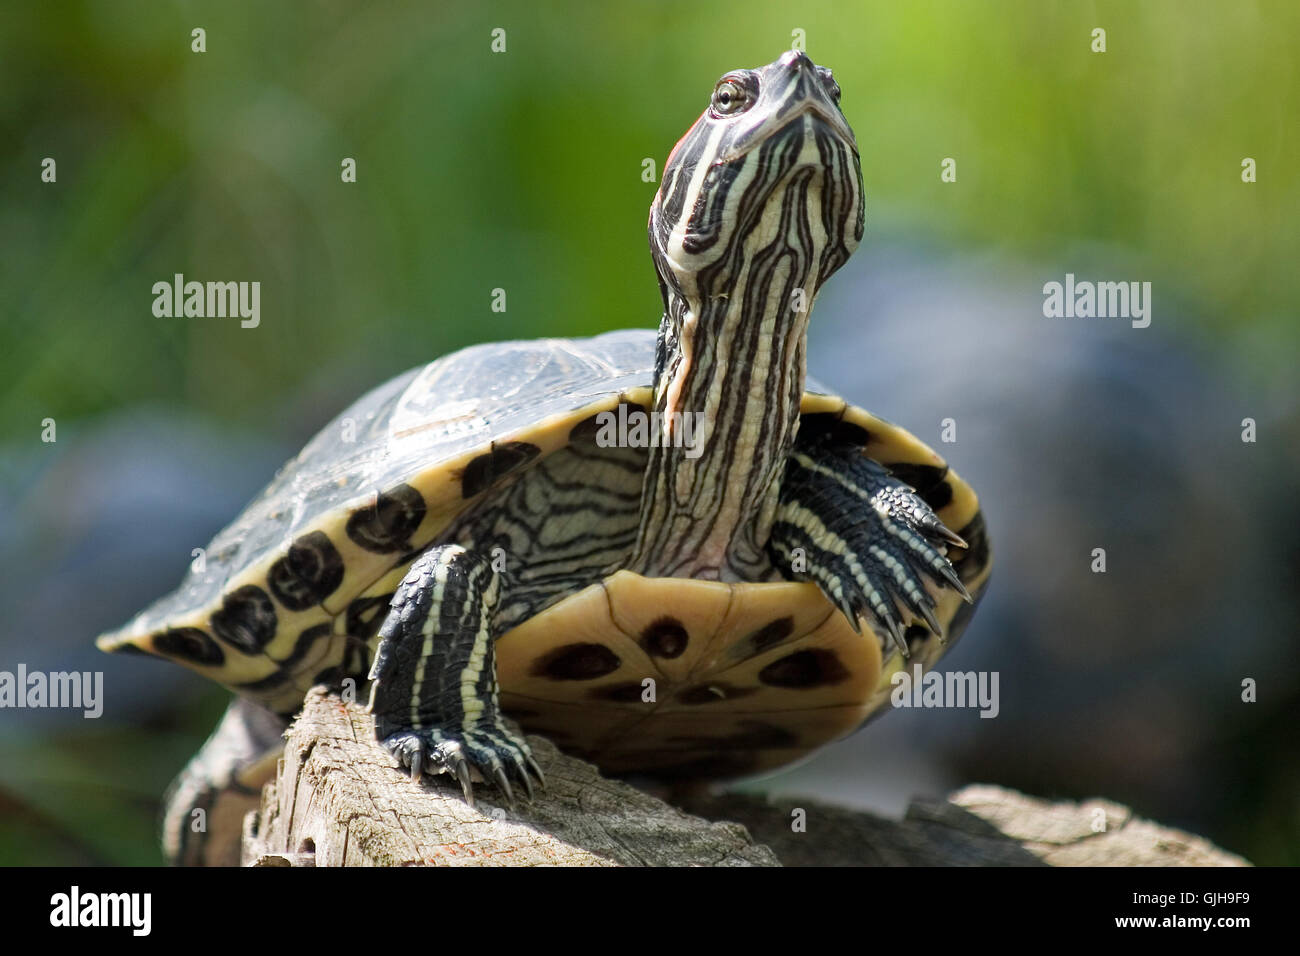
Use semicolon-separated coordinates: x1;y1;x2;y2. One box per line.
153;627;225;666
346;484;427;554
952;512;990;584
267;532;344;611
758;649;849;688
742;617;795;656
235;622;337;692
531;643;621;680
566;402;650;444
885;462;951;508
209;585;278;654
460;441;541;498
797;411;871;448
345;593;394;640
903;625;930;653
639;617;689;659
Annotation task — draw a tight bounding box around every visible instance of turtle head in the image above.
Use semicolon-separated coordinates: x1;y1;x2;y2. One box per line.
631;53;866;580
648;50;865;319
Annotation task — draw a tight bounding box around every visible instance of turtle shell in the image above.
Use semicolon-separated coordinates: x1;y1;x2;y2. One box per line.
99;329;991;757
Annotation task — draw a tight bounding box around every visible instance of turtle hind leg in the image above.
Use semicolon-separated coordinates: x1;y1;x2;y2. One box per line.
368;544;543;809
770;440;972;657
163;697;288;866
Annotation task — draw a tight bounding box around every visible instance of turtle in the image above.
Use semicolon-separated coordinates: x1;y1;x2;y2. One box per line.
99;50;991;865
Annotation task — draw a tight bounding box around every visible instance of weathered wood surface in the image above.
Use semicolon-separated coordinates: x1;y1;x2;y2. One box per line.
674;787;1249;867
242;689;775;866
242;690;1249;867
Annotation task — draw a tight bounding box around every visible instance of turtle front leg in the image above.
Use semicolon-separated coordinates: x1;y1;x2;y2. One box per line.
770;438;973;657
367;544;543;808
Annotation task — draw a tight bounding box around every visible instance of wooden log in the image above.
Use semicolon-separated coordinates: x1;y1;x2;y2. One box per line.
242;689;776;866
242;689;1249;867
674;787;1250;867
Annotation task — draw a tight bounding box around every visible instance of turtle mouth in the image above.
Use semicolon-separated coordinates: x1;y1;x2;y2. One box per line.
801;102;858;154
715;100;858;166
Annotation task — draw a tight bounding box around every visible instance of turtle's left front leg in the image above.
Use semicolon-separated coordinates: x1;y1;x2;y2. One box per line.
367;544;543;808
769;438;972;657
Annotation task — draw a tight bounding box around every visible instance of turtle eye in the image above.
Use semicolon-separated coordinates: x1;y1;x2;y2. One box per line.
818;68;842;104
711;78;750;116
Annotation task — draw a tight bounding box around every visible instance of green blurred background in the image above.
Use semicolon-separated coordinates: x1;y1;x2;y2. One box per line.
2;1;1296;865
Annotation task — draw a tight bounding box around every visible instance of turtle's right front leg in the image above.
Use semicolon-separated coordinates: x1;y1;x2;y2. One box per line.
367;544;543;807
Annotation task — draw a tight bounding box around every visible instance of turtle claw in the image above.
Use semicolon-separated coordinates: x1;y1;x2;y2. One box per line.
492;767;516;810
918;601;944;638
937;563;973;603
881;611;909;658
916;511;967;549
941;528;967;549
773;450;979;656
525;755;547;790
502;749;537;800
381;722;538;813
517;766;536;802
454;758;475;807
831;595;864;635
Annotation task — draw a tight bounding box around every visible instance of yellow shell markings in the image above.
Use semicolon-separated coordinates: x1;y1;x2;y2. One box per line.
492;393;990;774
94;391;650;687
96;373;989;756
496;571;880;776
317;393;645;620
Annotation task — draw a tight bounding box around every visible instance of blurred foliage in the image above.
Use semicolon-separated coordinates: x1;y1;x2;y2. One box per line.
0;688;227;866
3;0;1297;442
1;1;1296;865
